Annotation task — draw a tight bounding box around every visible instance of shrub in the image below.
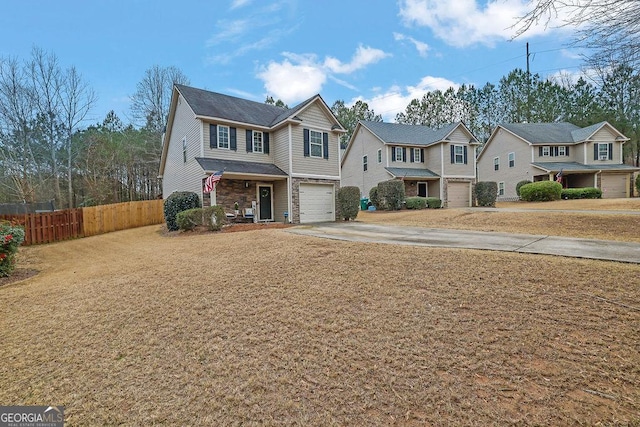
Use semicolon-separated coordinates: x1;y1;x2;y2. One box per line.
337;186;360;220
405;197;427;209
369;186;380;209
164;191;201;231
0;221;25;277
474;181;498;207
636;174;640;196
175;206;227;231
377;179;405;210
516;180;532;197
519;181;562;202
426;197;442;209
561;187;602;199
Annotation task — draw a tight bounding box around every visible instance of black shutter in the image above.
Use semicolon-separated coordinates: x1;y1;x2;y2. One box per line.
210;124;217;149
594;144;598;160
230;127;237;151
463;146;468;164
402;147;406;162
246;130;253;152
608;143;613;160
539;146;542;157
303;129;310;157
421;149;425;163
450;145;455;163
264;132;269;154
566;146;570;156
410;148;415;163
392;146;396;161
323;132;329;159
553;147;558;157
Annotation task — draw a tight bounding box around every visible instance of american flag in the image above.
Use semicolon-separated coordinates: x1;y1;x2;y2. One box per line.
556;169;563;183
203;170;223;193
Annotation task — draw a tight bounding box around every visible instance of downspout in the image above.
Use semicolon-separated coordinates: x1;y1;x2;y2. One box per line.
440;143;445;202
288;124;293;223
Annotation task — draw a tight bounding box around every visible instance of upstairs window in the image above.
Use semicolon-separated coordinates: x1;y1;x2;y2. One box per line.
453;145;465;164
377;148;382;164
494;157;500;171
363;155;368;171
253;131;263;153
182;137;187;163
598;143;609;160
558;146;566;156
394;146;404;162
508;152;515;167
310;130;323;158
413;148;422;163
542;146;550;156
218;125;230;149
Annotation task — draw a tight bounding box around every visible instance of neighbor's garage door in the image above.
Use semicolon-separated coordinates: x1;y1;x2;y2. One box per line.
299;183;335;223
447;182;471;208
600;174;627;198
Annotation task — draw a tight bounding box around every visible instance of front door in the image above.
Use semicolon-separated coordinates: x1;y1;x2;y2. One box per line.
258;185;273;221
417;182;428;197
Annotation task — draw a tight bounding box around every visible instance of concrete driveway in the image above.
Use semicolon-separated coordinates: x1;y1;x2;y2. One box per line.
288;222;640;264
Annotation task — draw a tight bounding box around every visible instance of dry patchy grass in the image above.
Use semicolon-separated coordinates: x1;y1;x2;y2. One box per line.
1;222;639;426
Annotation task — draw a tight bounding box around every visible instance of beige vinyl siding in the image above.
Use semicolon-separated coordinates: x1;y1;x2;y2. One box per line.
202;122;274;164
442;128;476;177
162;94;204;198
273;127;290;174
291;103;340;177
272;179;289;222
423;145;442;175
477;129;536;199
341;126;390;197
585;127;623;165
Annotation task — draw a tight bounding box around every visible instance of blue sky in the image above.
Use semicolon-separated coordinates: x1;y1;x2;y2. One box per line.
1;0;584;124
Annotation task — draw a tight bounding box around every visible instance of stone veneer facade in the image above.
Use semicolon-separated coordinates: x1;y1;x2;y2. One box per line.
202;179;257;213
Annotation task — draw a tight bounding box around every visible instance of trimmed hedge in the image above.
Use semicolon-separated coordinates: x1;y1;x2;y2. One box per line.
377;180;405;210
406;197;427;209
0;221;25;277
337;186;360;220
474;181;498;207
426;197;442;209
519;181;562;202
516;180;532;197
561;187;602;199
175;206;226;231
164;191;201;231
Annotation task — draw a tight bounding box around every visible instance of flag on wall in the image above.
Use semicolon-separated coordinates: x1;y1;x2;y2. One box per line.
556;169;563;183
203;170;224;194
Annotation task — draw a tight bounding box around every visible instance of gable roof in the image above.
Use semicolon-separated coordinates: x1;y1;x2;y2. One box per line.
360;121;466;146
498;121;627;144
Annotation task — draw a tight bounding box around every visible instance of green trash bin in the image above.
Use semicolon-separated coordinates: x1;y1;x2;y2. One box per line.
360;197;369;211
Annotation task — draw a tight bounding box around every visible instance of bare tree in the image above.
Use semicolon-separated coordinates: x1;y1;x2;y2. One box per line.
515;0;640;63
59;66;97;208
130;65;190;133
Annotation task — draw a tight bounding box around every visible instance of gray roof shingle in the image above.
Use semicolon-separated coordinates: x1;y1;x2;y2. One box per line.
196;157;288;176
385;167;440;178
531;161;640;172
500;121;610;144
361;121;460;146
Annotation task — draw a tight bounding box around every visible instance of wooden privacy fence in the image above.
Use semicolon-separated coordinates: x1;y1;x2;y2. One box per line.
0;199;165;245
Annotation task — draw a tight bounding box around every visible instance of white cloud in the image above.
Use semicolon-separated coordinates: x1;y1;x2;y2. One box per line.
257;46;390;104
393;32;430;57
352;75;460;122
230;0;252;10
398;0;571;47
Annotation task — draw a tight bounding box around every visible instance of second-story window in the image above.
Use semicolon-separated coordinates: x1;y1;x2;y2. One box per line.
508;152;515;167
182;137;187;163
377;148;382;164
598;143;609;160
218;125;230;149
253;131;263;153
394;147;404;162
363;155;368;171
413;148;422;162
542;146;550;156
454;145;465;164
558;146;566;156
310;130;323;158
494;157;500;171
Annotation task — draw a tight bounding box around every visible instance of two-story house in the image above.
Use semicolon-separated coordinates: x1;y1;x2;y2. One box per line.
341;121;480;207
477;121;639;199
159;84;346;223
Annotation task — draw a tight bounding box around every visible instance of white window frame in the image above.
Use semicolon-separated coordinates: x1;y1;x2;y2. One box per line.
253;131;263;154
454;145;465;164
182;137;187;163
309;130;323;158
363;155;368;172
508;152;515;167
598;143;609;160
558;146;566;156
498;182;505;196
218;125;230;149
494;156;500;171
542;146;550;156
377;148;382;164
413;148;422;162
394;146;404;162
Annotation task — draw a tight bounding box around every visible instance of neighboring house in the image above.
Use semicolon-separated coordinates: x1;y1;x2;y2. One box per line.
477;121;639;199
341;121;480;207
159;84;346;223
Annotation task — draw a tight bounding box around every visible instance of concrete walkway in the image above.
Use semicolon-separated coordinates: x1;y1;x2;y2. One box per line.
287;222;640;264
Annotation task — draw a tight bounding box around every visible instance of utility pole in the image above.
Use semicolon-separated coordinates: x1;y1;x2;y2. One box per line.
526;42;531;123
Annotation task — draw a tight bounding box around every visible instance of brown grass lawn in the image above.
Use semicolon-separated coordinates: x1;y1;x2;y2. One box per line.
1;201;639;425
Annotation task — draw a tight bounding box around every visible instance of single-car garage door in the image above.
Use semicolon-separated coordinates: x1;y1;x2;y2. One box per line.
447;182;471;208
299;183;335;223
600;174;628;198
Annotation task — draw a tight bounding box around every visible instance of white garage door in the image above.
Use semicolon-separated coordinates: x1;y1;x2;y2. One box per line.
447;182;471;208
600;174;627;199
299;183;335;223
